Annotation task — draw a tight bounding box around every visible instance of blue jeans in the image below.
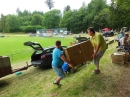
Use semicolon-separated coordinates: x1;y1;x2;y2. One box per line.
52;65;65;78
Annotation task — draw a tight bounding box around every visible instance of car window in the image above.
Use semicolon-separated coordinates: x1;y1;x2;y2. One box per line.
46;49;51;53
32;45;43;50
46;48;54;53
36;50;43;54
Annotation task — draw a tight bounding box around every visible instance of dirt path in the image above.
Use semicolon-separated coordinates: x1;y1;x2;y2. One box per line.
114;63;130;97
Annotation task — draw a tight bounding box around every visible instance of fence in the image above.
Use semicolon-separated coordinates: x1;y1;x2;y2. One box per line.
36;28;67;37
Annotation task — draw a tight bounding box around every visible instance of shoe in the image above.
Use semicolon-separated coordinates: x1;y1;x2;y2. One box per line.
93;70;100;74
53;82;62;87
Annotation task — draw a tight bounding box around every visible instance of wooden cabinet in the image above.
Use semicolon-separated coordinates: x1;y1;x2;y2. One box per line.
64;44;84;66
79;40;94;61
64;40;94;66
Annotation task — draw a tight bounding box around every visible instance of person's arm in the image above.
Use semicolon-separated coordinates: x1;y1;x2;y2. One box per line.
122;38;129;46
92;44;100;59
94;44;100;55
122;38;126;46
60;55;74;68
128;40;130;46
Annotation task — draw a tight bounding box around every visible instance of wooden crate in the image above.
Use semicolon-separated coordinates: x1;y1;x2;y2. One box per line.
64;40;94;67
0;56;11;69
0;56;12;78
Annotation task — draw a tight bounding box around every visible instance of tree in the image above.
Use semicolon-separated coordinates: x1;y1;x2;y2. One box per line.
31;14;43;26
45;0;55;10
109;0;130;29
63;5;71;13
78;2;87;32
0;14;7;33
32;11;44;15
92;8;110;29
42;9;61;28
60;10;72;31
16;8;23;16
83;0;107;30
60;10;83;33
60;0;108;33
6;15;20;32
22;10;31;16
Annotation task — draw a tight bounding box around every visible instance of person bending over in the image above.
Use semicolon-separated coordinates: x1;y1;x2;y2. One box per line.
87;27;107;74
52;40;73;87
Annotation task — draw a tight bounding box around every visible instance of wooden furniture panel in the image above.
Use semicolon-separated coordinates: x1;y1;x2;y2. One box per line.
79;41;94;61
64;45;84;66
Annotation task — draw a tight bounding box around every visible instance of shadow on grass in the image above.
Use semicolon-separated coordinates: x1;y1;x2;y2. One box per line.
0;80;10;88
37;66;52;70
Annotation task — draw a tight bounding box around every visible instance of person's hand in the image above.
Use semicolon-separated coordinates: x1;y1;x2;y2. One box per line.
69;63;74;69
91;53;96;59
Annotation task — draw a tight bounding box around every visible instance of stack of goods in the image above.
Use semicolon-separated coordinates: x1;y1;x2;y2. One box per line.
111;52;129;64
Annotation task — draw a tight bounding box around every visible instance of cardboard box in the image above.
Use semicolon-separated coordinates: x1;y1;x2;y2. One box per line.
123;52;129;62
64;40;94;66
111;52;129;64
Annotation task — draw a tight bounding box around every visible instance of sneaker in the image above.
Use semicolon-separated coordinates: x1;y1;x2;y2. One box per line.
93;70;100;74
53;82;62;87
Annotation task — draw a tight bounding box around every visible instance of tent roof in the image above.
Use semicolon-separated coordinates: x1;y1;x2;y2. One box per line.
102;28;110;31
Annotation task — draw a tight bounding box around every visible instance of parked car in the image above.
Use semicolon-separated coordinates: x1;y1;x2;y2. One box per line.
53;31;58;35
58;34;64;38
103;36;108;41
24;41;67;68
74;37;89;42
102;31;114;37
63;31;69;35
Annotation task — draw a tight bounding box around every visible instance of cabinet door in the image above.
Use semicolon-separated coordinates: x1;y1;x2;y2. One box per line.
64;45;84;67
79;41;94;61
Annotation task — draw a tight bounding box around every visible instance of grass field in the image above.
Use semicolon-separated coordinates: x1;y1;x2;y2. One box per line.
0;33;125;97
0;34;77;64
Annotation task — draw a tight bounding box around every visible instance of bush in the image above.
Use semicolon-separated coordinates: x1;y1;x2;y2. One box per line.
20;26;36;33
35;25;43;29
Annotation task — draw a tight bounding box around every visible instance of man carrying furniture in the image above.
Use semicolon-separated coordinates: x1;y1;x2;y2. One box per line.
87;27;107;74
52;40;74;87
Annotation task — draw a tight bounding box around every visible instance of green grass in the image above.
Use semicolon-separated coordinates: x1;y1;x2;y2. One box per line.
0;34;125;97
0;34;75;64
